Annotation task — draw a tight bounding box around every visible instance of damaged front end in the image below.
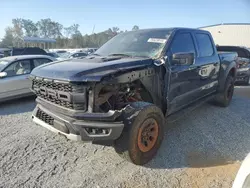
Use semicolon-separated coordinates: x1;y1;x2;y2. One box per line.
30;66;163;144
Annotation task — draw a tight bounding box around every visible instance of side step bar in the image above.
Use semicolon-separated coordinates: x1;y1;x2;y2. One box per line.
166;94;215;124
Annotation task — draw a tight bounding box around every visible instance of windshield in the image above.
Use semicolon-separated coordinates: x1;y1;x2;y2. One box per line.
0;60;9;71
95;29;172;58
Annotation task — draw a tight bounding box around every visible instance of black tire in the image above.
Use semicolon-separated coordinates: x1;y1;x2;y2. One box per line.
214;75;234;107
113;102;165;165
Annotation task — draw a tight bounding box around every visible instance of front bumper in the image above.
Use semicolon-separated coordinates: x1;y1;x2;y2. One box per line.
33;116;82;141
32;102;125;142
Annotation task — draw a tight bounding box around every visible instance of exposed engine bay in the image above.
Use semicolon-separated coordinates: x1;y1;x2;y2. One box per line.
94;82;152;113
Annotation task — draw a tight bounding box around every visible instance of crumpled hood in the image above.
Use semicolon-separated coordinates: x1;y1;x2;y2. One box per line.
31;56;154;82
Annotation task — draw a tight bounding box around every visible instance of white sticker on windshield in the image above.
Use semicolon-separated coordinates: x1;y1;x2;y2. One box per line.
147;38;167;44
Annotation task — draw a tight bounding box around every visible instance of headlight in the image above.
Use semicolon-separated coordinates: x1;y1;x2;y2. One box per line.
239;67;249;71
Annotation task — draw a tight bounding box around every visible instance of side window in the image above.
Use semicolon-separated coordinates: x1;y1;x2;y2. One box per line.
170;33;196;54
4;60;31;77
195;34;214;57
33;58;52;67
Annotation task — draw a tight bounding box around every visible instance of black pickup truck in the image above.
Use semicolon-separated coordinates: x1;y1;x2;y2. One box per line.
30;28;237;165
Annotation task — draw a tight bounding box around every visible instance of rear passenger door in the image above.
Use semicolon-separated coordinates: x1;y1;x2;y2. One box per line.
193;32;220;96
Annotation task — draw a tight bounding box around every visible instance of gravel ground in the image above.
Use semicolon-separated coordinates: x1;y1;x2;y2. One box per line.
1;87;250;188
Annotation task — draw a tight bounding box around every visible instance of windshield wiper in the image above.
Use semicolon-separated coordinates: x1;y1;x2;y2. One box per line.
91;53;101;56
108;53;150;58
108;53;131;57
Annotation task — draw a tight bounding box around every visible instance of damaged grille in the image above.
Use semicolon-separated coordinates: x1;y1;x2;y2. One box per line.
36;108;54;125
32;79;84;92
32;78;86;110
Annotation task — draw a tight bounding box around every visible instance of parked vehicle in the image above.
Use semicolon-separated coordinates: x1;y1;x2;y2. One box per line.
47;52;60;58
86;48;98;54
57;52;71;59
0;55;55;102
232;153;250;188
11;47;48;56
217;46;250;85
30;28;237;165
0;48;10;58
56;50;68;54
68;52;88;59
46;52;65;61
0;47;48;58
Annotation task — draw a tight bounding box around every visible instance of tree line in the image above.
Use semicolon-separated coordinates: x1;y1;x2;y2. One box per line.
0;18;140;49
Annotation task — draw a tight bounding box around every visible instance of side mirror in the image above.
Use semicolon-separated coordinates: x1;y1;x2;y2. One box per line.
0;72;7;78
172;52;194;65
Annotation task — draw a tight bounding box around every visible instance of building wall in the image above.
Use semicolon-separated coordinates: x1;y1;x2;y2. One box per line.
201;24;250;48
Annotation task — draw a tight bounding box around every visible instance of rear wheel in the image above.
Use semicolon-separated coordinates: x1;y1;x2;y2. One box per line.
114;102;165;165
214;75;234;107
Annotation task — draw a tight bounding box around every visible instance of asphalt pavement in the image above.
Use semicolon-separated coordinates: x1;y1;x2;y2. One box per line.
235;84;250;99
0;85;250;188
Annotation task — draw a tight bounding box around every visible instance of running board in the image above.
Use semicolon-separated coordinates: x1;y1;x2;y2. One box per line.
166;94;215;124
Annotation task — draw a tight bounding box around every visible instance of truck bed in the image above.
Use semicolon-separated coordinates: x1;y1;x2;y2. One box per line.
218;52;238;63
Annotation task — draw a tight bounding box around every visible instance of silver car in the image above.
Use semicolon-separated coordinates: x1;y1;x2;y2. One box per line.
0;55;55;102
68;52;88;59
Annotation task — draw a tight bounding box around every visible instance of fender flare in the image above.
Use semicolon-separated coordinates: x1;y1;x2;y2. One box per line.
218;62;236;92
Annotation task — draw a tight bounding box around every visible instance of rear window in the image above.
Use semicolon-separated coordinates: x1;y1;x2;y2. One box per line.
195;34;214;57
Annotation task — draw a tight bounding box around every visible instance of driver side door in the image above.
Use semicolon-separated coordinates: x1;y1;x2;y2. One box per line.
0;59;32;100
166;31;202;113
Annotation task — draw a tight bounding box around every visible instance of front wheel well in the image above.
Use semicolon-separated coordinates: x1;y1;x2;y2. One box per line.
229;68;236;78
93;81;154;112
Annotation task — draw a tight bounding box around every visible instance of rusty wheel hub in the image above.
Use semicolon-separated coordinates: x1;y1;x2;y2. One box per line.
137;118;159;152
